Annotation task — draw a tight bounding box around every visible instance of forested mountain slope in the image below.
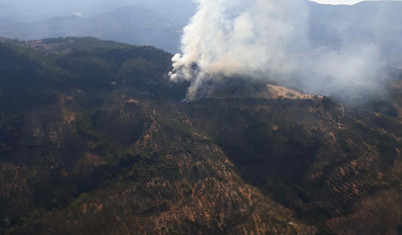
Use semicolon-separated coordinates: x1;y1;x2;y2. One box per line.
0;38;400;234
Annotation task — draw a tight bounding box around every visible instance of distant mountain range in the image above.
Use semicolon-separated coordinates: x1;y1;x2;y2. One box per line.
0;0;195;52
308;1;402;66
0;1;401;56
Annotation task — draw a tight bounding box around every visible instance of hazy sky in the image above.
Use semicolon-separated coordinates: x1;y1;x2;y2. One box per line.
310;0;364;4
310;0;401;4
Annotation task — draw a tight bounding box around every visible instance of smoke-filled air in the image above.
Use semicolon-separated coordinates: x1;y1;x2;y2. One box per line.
169;0;390;102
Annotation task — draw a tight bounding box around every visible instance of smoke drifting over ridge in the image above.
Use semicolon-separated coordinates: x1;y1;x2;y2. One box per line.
169;0;387;102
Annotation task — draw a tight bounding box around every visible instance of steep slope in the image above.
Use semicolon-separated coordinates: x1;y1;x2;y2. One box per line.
8;95;315;235
183;83;402;234
0;38;401;234
0;38;313;234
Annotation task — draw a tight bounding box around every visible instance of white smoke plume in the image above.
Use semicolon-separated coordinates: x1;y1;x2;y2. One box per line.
169;0;387;102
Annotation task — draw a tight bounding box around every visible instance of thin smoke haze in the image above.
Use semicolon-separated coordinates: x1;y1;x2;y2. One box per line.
169;0;389;102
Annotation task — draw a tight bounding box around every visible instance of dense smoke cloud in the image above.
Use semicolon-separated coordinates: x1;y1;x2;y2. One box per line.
169;0;387;102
